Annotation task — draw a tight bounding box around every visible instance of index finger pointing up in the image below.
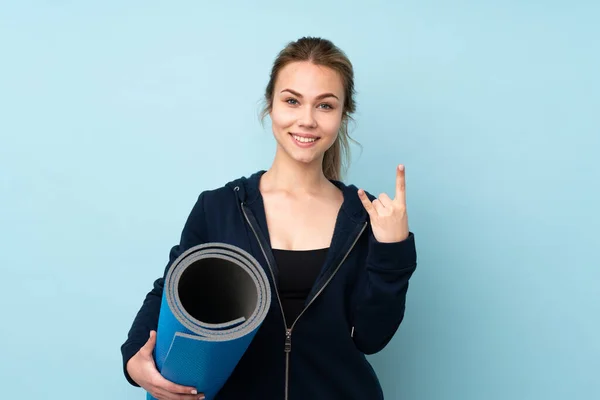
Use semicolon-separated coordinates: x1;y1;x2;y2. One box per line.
395;164;406;204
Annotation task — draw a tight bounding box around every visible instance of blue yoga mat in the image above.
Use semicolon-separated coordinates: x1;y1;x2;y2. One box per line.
149;243;272;400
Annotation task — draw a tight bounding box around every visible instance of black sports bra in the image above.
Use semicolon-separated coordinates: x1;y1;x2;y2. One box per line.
272;247;329;328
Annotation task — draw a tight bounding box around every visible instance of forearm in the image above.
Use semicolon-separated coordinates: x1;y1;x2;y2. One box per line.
120;277;164;386
352;232;417;354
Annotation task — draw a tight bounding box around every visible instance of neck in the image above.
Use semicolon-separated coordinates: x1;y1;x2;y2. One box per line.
262;149;330;193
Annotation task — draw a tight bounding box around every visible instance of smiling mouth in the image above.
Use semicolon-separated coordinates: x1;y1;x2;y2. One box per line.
289;133;320;143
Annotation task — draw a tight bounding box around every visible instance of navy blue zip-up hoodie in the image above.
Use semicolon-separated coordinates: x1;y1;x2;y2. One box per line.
121;170;417;399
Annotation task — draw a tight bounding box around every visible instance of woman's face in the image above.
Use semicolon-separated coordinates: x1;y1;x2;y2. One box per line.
270;61;345;166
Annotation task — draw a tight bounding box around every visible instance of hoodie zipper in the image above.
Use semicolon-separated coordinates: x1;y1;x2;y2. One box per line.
242;203;366;400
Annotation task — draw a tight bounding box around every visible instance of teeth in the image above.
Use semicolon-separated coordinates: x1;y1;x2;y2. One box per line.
293;135;317;143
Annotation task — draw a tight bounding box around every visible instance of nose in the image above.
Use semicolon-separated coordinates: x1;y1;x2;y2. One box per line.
298;107;317;129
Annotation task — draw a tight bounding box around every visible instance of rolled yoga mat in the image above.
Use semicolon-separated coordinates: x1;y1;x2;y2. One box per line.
148;243;272;400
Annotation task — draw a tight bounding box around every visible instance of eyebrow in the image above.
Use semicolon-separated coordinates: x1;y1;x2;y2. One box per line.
280;88;339;101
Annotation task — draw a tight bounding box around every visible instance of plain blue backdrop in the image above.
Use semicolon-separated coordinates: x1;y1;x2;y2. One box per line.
1;1;598;399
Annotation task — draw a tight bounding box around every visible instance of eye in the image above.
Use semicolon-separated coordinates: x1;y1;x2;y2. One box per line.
286;98;299;105
318;103;333;110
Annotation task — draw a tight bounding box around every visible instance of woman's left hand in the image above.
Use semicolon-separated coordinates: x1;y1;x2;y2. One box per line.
358;164;410;243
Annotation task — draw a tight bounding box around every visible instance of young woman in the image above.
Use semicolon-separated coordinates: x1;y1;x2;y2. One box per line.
121;36;417;400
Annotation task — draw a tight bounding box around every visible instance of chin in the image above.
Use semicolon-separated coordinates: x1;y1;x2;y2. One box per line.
283;140;330;165
293;155;320;165
284;148;321;165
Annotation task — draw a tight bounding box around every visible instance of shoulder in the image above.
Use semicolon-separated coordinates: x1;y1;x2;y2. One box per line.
194;184;236;212
333;178;376;197
332;179;377;215
193;170;263;210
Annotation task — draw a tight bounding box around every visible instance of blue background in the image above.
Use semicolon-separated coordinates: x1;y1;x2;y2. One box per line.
1;1;598;399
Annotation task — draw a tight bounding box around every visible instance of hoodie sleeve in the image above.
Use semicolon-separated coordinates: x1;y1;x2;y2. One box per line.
120;192;208;386
351;227;417;355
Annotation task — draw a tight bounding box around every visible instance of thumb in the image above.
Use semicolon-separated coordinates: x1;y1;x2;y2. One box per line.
141;330;157;356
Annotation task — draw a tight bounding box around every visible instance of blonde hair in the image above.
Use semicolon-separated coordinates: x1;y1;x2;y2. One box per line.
260;37;359;181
